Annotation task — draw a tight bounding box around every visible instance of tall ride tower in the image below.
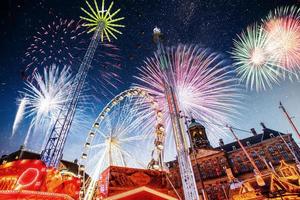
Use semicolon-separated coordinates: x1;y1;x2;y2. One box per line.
153;27;199;200
41;0;124;168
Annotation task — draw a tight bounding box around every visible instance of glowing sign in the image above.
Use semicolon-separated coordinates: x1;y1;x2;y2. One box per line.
0;159;80;199
15;168;40;190
0;159;46;191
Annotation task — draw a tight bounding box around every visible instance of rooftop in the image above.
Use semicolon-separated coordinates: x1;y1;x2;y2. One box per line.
216;127;286;152
0;146;79;174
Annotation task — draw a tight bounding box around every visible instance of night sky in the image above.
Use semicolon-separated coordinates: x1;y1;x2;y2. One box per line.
0;0;300;162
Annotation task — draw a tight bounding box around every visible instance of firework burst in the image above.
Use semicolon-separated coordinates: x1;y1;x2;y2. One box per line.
24;18;85;73
21;65;74;148
23;17;122;103
135;44;241;151
263;5;300;75
231;24;281;91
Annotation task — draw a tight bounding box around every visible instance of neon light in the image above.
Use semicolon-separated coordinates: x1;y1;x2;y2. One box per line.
15;168;39;190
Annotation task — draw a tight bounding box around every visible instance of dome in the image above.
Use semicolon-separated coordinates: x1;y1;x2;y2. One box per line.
188;118;205;129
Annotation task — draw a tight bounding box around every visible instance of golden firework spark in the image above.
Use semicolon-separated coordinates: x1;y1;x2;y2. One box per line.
80;0;125;42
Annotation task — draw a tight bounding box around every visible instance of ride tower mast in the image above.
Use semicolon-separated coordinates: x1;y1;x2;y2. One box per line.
279;101;300;139
153;27;199;200
41;0;124;168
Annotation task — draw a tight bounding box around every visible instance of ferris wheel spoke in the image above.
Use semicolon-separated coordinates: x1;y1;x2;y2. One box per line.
90;147;108;179
122;137;152;154
104;115;113;137
117;145;147;168
90;142;106;149
82;88;165;178
115;98;137;131
96;129;107;139
118;135;146;142
116;116;146;138
116;100;150;138
117;148;126;166
110;101;131;135
110;147;126;166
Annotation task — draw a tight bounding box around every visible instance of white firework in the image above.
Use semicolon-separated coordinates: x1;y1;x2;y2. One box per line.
22;65;74;148
231;24;282;91
12;97;28;137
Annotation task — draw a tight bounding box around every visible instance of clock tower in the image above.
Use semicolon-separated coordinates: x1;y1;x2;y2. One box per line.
188;118;211;149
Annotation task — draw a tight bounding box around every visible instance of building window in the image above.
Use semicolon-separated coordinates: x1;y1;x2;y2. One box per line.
273;155;280;164
277;144;291;161
207;161;215;178
268;146;275;154
193;166;201;182
200;165;206;179
255;159;264;169
281;151;290;161
251;151;258;159
219;158;227;175
259;150;265;156
241;164;248;173
229;158;234;165
236;156;242;163
276;144;283;150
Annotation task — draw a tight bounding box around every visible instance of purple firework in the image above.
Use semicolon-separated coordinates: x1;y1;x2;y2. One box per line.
135;44;241;149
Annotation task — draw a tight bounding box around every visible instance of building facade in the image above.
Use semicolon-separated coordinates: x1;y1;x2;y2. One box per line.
166;120;300;200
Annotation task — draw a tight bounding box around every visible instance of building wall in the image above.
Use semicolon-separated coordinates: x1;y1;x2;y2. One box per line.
167;134;300;200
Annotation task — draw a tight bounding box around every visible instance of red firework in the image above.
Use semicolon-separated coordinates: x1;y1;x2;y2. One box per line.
263;6;300;74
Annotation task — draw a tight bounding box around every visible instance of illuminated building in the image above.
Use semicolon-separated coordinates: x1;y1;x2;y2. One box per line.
167;120;300;200
1;121;300;200
0;145;80;175
0;146;81;200
94;166;178;200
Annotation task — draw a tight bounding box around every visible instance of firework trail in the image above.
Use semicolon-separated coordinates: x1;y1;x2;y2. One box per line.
21;65;74;149
23;17;122;103
11;97;27;137
135;44;241;157
231;24;282;91
262;5;300;78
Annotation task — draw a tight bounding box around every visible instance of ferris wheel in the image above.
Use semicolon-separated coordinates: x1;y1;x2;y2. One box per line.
78;88;166;199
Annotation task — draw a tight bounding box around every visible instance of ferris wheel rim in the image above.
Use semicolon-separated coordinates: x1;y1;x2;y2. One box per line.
78;87;166;176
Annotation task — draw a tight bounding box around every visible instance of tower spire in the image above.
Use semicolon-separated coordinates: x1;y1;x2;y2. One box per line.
41;0;124;169
153;27;199;200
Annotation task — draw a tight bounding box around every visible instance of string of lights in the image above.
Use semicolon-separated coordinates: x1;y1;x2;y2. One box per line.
182;115;253;135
